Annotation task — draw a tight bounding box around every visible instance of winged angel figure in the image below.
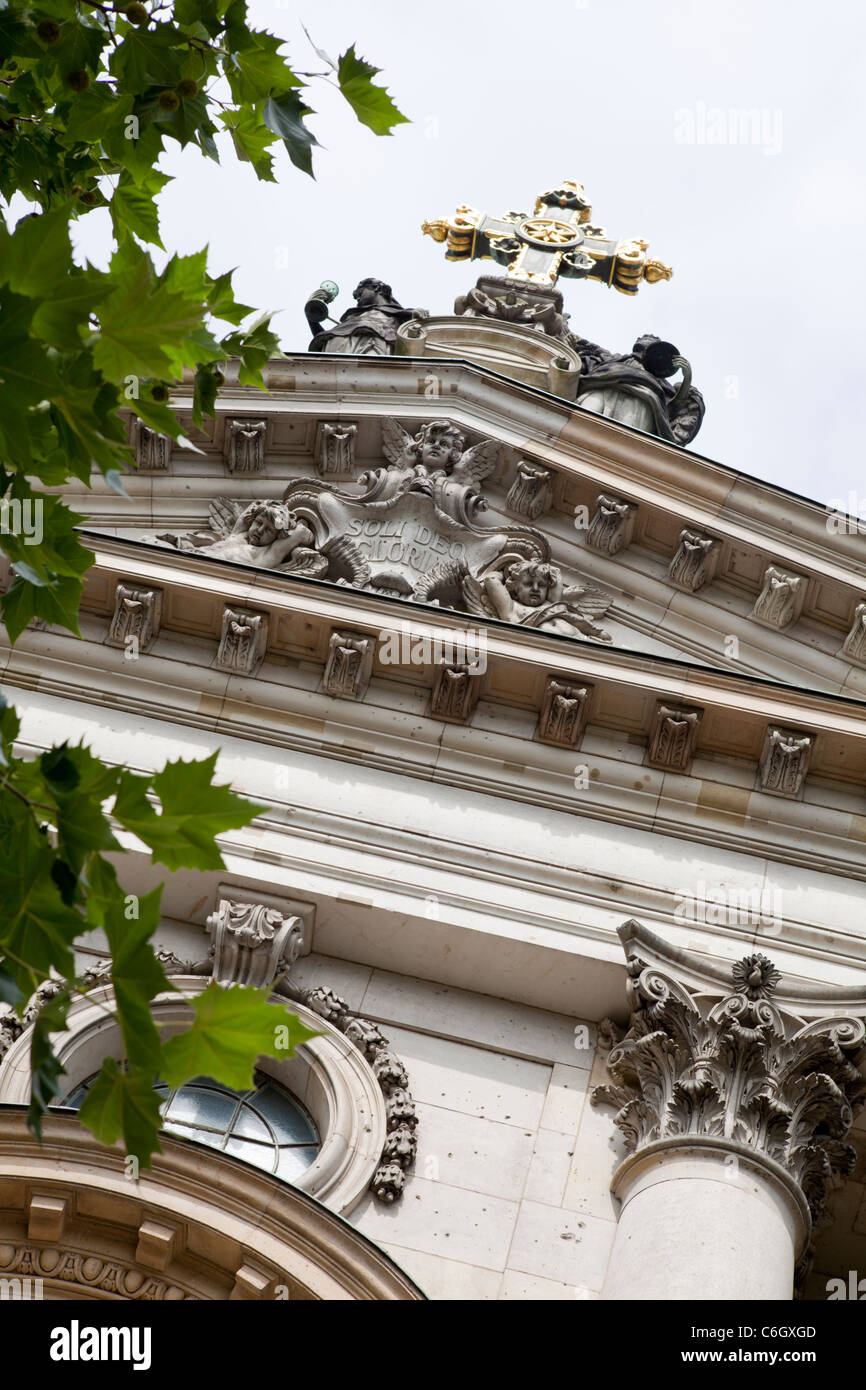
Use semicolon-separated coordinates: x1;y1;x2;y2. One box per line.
462;559;615;643
157;498;328;577
358;418;502;526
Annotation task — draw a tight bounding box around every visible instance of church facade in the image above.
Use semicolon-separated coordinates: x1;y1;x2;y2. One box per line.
1;183;866;1301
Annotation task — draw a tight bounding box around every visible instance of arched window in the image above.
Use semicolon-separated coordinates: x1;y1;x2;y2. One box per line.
62;1070;320;1183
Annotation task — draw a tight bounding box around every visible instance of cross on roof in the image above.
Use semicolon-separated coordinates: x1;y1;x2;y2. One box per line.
422;181;672;295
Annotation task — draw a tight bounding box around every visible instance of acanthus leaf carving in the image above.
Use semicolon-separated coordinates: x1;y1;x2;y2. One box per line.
585;493;637;555
759;725;813;797
225;418;267;474
536;677;591;747
107;583;162;654
154;416;620;649
592;945;866;1228
215;607;268;677
668;528;719;592
751;564;806;630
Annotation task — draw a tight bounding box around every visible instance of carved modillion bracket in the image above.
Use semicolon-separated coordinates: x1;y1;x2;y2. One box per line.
536;676;592;748
646;702;702;772
585;494;637;556
750;564;807;630
323;630;374;700
506;460;555;520
315;421;357;479
206;885;315;989
224;417;267;474
215;607;269;677
430;662;481;723
106;582;162;654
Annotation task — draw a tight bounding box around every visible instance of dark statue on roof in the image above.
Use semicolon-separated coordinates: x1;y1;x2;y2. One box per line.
306;278;425;356
301;179;704;446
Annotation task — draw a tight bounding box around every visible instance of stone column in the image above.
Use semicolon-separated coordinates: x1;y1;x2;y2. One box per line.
593;927;866;1301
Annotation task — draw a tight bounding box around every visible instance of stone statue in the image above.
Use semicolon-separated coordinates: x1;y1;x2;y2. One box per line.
359;418;501;525
307;278;424;356
571;333;705;446
463;558;614;643
157;500;328;576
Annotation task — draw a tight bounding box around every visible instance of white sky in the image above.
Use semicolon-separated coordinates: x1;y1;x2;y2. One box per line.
73;0;866;510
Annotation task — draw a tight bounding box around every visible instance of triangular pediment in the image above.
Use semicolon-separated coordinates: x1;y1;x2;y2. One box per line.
71;357;866;702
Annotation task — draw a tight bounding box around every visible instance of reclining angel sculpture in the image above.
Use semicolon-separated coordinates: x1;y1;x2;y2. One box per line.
157;499;328;577
462;558;614;643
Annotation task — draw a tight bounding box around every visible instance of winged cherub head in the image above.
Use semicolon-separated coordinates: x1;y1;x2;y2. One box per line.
408;420;465;473
504;560;560;608
237;501;300;548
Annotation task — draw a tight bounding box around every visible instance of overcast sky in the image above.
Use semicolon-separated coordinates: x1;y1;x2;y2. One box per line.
74;0;866;511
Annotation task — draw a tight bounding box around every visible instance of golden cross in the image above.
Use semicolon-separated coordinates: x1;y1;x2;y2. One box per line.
422;180;672;295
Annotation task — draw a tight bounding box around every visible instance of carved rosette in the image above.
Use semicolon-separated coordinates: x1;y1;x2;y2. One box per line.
592;949;866;1227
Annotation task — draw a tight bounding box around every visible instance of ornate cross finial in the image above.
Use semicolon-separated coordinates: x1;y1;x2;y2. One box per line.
422;179;672;294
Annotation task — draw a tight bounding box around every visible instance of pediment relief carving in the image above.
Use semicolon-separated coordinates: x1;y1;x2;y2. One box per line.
153;416;618;646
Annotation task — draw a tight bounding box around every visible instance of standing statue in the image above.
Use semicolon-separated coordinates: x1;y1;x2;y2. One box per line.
307;278;425;355
571;333;705;446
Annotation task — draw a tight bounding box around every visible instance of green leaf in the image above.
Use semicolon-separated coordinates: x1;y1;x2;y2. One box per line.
219;105;278;182
0;207;73;297
1;571;86;644
110;175;167;249
225;29;301;104
91;249;210;383
29;267;111;350
262;90;319;176
160;981;319;1090
113;751;264;871
0;816;83;993
337;45;409;136
110;25;184;96
77;1057;163;1166
87;861;170;1072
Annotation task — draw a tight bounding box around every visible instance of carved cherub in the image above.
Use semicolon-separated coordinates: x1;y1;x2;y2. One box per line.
463;559;614;643
157;500;328;576
359;418;501;524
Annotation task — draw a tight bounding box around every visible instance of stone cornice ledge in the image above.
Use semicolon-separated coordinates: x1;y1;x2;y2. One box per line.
618;917;866;1018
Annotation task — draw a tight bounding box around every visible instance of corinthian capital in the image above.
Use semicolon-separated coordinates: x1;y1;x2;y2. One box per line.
593;920;866;1226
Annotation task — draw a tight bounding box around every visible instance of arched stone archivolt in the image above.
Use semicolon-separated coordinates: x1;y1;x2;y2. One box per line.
0;976;391;1218
0;1107;423;1301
